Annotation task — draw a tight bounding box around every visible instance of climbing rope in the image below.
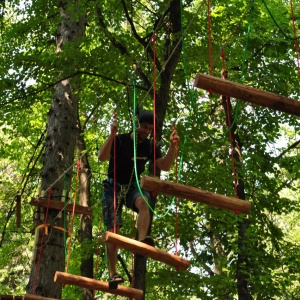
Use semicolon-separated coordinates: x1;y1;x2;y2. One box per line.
289;0;300;80
113;109;117;235
261;0;300;41
152;32;158;179
261;0;300;81
207;0;213;78
220;52;239;197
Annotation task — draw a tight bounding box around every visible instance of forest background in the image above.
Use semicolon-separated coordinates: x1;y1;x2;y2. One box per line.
0;0;300;299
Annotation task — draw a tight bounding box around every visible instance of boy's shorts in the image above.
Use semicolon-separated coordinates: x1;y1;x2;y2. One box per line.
102;179;151;230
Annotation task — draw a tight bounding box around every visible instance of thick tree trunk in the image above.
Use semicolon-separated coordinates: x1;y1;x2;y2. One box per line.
26;2;86;298
26;75;79;299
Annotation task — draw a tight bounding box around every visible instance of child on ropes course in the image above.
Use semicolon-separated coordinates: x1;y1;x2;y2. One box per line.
98;110;179;284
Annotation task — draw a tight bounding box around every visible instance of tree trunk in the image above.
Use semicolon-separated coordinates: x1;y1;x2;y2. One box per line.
220;70;252;300
77;122;94;300
26;1;86;297
26;72;79;299
133;1;183;297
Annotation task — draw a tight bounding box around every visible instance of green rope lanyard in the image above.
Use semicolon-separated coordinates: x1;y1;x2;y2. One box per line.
132;76;173;218
262;0;300;41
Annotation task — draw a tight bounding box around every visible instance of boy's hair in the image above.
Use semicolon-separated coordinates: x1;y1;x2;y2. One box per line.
138;110;154;124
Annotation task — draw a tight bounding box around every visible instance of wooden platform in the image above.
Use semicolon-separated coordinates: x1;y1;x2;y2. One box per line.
194;73;300;117
102;231;190;270
54;271;143;300
141;176;251;214
30;198;92;216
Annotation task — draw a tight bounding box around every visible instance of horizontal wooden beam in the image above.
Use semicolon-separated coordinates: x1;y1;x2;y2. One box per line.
54;272;143;300
23;294;59;300
141;176;251;214
102;231;190;270
0;296;23;300
194;73;300;117
0;295;59;300
30;198;92;216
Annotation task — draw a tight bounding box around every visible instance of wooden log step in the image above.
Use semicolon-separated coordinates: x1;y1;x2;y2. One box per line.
102;231;190;270
194;73;300;117
23;295;59;300
141;176;251;214
54;271;143;300
0;296;23;300
30;198;92;216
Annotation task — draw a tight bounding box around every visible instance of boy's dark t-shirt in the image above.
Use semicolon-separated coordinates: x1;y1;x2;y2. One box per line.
107;133;162;185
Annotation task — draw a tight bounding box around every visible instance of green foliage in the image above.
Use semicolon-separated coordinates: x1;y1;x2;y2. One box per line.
1;0;300;298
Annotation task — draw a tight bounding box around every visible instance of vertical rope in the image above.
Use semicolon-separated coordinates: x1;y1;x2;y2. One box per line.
152;32;157;178
207;0;213;77
113;109;117;234
221;52;238;197
226;97;238;197
173;123;179;257
33;187;52;294
290;0;300;81
131;210;135;290
94;206;103;280
93;159;104;300
94;155;103;280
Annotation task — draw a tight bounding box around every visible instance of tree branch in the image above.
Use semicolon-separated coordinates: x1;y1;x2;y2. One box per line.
96;6;128;56
277;139;300;159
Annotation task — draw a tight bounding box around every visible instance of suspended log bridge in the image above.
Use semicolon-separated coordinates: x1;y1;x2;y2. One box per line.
141;176;251;214
102;231;190;270
194;73;300;117
30;198;92;216
54;271;143;300
23;295;59;300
